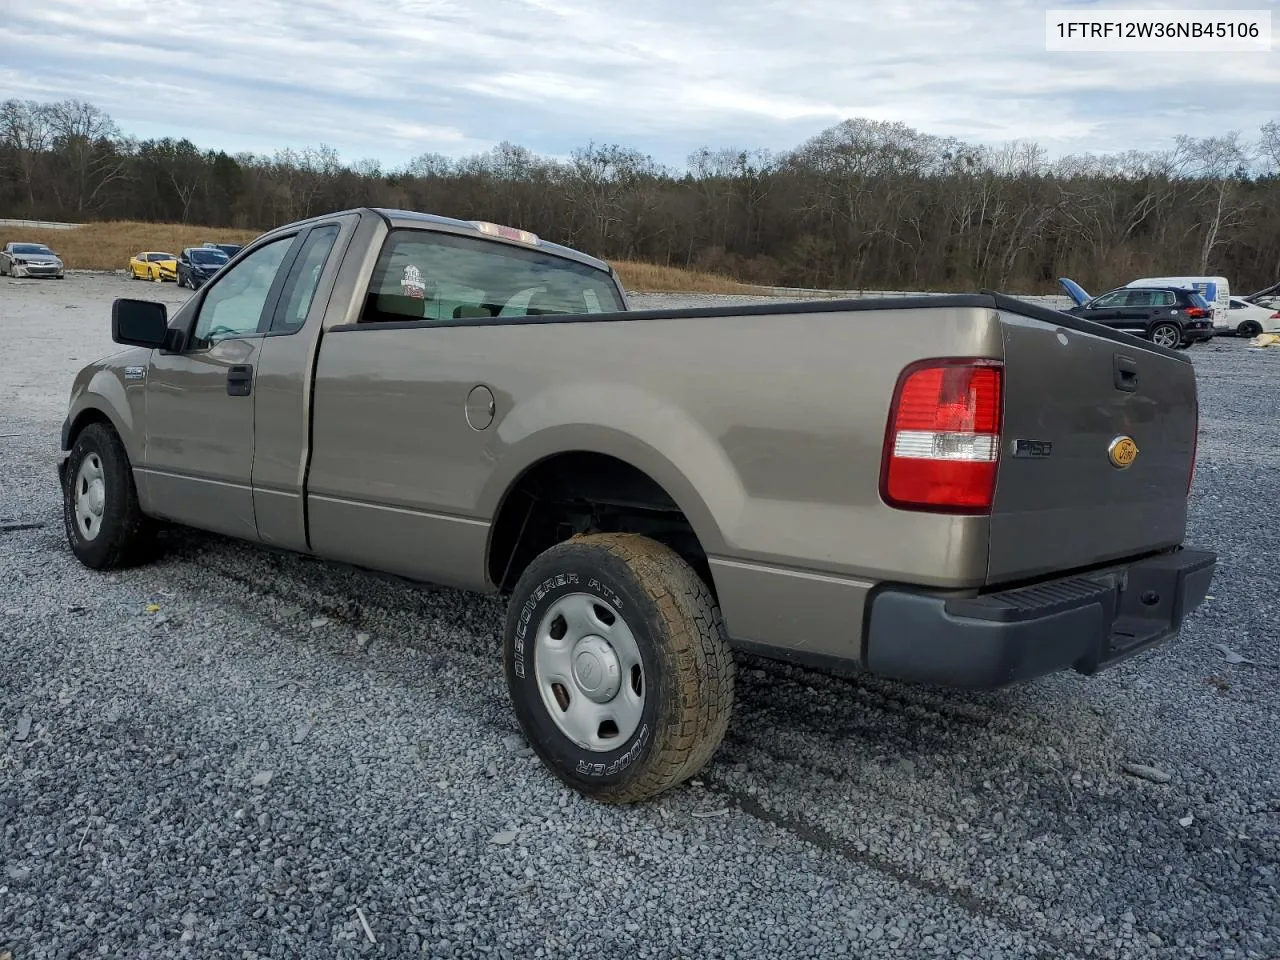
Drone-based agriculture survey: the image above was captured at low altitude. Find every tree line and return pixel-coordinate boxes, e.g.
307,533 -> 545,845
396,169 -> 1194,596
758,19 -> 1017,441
3,97 -> 1279,293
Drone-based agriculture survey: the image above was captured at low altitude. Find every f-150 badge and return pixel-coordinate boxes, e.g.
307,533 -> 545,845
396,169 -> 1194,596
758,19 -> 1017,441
124,366 -> 145,381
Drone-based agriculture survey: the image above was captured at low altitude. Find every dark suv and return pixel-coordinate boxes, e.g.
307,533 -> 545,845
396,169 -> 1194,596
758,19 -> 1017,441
1062,284 -> 1215,349
177,246 -> 230,289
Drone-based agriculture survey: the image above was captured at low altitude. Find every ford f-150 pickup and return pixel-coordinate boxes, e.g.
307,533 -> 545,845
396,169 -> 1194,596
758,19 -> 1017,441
57,207 -> 1217,802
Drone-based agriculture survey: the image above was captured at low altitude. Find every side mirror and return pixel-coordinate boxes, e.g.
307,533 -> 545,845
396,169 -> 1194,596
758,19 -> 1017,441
112,298 -> 170,348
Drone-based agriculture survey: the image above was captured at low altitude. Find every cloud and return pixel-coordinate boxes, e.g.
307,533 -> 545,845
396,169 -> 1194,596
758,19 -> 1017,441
0,0 -> 1276,169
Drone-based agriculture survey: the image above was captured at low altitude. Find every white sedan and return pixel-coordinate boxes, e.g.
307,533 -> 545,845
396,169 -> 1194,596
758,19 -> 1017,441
1225,296 -> 1280,337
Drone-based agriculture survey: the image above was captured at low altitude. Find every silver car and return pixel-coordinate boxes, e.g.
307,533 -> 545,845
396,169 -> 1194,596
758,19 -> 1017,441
1,241 -> 65,279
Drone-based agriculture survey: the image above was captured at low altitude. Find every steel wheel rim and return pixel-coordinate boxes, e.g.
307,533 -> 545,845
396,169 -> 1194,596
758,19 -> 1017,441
1153,326 -> 1178,348
533,591 -> 646,752
74,454 -> 106,541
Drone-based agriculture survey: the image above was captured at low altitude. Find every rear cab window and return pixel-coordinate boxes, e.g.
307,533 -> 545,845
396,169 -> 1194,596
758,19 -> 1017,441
358,228 -> 624,324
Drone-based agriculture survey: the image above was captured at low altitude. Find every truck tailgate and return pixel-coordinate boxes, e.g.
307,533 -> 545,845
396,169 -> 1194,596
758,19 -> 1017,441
987,305 -> 1198,585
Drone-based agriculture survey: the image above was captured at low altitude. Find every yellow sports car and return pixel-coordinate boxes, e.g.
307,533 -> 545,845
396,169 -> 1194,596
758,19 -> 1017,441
128,251 -> 178,282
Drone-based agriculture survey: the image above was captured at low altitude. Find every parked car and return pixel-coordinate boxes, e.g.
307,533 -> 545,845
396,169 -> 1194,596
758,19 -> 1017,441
1,241 -> 65,278
177,246 -> 230,289
128,251 -> 178,283
1058,278 -> 1215,349
1226,296 -> 1280,337
1126,275 -> 1230,329
202,242 -> 242,257
57,207 -> 1216,804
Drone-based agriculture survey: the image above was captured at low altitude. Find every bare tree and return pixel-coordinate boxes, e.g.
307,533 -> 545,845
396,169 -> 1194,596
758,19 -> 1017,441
4,97 -> 1280,295
0,99 -> 52,210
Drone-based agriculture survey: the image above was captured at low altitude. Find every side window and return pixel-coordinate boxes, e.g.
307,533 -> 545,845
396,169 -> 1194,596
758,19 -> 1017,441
269,225 -> 341,334
358,228 -> 625,324
1153,291 -> 1175,307
1092,291 -> 1125,308
191,237 -> 294,346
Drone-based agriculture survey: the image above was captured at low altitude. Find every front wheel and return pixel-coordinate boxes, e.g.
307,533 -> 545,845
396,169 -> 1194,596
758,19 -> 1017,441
62,423 -> 156,569
1150,322 -> 1180,349
1238,320 -> 1262,338
503,533 -> 734,803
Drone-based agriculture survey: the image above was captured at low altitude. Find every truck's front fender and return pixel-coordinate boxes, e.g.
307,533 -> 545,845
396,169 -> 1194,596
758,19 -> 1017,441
60,361 -> 145,467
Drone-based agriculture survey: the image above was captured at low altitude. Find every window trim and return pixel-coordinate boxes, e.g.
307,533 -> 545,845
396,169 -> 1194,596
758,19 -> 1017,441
266,223 -> 343,335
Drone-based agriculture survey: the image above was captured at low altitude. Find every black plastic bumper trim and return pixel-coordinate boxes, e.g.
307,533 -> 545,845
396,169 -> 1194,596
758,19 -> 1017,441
864,547 -> 1217,689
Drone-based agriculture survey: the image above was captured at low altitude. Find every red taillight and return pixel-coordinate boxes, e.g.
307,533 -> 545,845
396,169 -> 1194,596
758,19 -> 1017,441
1270,311 -> 1280,320
881,359 -> 1003,513
1186,307 -> 1208,319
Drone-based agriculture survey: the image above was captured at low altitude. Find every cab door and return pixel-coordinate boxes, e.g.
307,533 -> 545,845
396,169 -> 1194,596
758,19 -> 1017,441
138,232 -> 304,541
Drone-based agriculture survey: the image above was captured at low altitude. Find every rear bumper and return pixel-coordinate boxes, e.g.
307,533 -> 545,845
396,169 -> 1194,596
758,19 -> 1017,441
1184,327 -> 1215,343
864,547 -> 1217,689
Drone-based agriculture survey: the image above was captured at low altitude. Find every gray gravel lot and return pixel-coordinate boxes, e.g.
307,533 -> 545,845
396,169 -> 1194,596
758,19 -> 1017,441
2,273 -> 1278,959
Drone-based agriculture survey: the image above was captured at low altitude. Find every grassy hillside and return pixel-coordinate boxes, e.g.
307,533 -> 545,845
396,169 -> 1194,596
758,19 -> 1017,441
2,220 -> 772,294
2,221 -> 261,271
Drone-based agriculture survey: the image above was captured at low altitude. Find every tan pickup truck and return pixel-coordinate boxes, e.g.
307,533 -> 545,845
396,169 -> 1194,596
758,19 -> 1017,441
57,207 -> 1217,802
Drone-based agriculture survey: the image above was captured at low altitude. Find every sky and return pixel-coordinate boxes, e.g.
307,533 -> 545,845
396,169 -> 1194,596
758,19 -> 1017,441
1,0 -> 1278,171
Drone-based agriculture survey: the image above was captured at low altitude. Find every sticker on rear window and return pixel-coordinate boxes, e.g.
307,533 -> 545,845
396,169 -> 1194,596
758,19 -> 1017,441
401,264 -> 426,299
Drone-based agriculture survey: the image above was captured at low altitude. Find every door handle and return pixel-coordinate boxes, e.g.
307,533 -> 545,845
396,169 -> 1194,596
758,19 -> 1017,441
226,364 -> 253,397
1113,354 -> 1138,392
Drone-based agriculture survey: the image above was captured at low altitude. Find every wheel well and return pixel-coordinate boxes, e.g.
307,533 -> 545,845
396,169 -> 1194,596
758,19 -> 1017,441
487,452 -> 715,598
66,408 -> 114,448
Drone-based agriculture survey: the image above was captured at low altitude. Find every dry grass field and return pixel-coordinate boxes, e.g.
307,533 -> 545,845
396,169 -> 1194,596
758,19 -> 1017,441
2,221 -> 261,271
609,259 -> 772,294
1,220 -> 771,294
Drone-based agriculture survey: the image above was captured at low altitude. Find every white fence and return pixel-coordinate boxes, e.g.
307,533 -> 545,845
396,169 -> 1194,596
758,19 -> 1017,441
0,218 -> 84,230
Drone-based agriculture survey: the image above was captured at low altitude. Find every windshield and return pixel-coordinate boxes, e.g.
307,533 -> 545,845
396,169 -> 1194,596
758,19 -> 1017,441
13,244 -> 53,255
191,250 -> 228,265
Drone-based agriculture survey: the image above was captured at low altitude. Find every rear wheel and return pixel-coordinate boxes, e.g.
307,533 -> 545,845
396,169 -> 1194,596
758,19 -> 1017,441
1150,322 -> 1180,349
503,532 -> 734,803
62,423 -> 156,569
1238,320 -> 1262,338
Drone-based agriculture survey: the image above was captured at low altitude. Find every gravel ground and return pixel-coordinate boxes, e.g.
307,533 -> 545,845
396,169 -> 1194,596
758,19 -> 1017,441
2,273 -> 1278,959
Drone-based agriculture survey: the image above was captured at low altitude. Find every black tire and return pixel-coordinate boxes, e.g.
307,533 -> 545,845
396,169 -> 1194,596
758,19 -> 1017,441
503,532 -> 734,803
1149,322 -> 1180,349
1238,320 -> 1262,338
62,422 -> 156,569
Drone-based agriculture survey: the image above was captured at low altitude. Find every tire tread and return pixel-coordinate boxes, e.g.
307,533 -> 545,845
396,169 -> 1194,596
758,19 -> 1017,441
508,532 -> 734,803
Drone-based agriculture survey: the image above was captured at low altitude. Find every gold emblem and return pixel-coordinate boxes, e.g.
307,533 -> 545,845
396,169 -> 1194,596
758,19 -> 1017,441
1108,435 -> 1139,469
